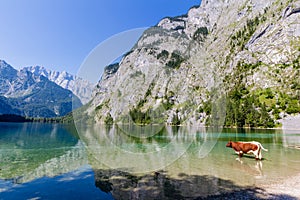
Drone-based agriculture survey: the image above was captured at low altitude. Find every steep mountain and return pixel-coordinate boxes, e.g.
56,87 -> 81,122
0,60 -> 82,118
0,60 -> 18,95
86,0 -> 300,127
23,66 -> 94,104
0,96 -> 21,115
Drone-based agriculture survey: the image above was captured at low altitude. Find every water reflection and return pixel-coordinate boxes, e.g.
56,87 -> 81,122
82,126 -> 299,198
0,165 -> 113,200
283,129 -> 300,149
234,157 -> 263,178
0,123 -> 299,199
0,123 -> 87,182
78,124 -> 221,173
0,122 -> 79,150
76,125 -> 300,196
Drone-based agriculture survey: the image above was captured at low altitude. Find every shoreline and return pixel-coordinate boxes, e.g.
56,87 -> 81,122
257,173 -> 300,199
1,113 -> 300,131
259,172 -> 300,198
203,173 -> 300,199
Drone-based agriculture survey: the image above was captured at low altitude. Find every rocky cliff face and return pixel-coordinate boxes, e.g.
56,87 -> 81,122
23,66 -> 94,104
89,0 -> 300,127
0,60 -> 82,117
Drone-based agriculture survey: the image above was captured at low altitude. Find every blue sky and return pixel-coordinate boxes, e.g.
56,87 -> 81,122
0,0 -> 200,78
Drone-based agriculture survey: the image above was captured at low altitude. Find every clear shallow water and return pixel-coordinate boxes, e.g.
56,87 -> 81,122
0,123 -> 299,199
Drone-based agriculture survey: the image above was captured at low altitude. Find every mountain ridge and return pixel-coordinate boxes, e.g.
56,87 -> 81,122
23,65 -> 94,104
0,60 -> 82,118
86,0 -> 300,128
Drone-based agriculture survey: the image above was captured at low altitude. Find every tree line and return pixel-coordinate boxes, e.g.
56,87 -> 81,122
0,114 -> 74,124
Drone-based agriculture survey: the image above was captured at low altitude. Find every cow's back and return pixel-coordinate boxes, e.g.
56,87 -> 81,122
240,142 -> 258,153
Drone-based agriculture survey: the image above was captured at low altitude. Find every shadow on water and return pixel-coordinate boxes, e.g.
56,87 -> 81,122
93,168 -> 297,200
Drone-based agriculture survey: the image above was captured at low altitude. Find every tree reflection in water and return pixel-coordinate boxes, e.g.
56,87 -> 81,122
77,125 -> 299,199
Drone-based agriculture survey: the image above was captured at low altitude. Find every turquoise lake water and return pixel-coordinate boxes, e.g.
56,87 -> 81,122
0,122 -> 299,199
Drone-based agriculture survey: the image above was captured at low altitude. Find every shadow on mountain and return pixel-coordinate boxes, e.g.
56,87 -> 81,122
93,169 -> 297,200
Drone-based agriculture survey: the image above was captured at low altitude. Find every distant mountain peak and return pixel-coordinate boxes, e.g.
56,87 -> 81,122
0,61 -> 82,117
23,65 -> 94,104
0,59 -> 8,65
0,60 -> 18,80
0,59 -> 14,69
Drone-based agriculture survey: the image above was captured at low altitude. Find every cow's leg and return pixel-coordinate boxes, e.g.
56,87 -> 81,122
251,145 -> 260,160
250,149 -> 258,160
258,149 -> 262,160
255,152 -> 259,160
239,151 -> 243,157
236,157 -> 243,163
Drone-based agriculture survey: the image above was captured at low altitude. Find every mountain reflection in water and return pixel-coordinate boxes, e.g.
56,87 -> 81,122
0,123 -> 299,199
82,124 -> 299,199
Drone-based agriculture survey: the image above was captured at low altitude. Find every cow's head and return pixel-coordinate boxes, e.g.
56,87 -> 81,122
226,141 -> 232,148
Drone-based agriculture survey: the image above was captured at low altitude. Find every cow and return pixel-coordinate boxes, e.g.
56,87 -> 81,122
226,141 -> 268,160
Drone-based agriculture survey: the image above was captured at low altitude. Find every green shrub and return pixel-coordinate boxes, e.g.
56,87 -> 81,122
171,112 -> 181,125
265,88 -> 274,99
162,98 -> 174,110
230,15 -> 267,50
95,104 -> 104,111
157,50 -> 169,60
166,52 -> 184,69
286,100 -> 300,114
193,27 -> 209,42
104,113 -> 114,124
129,108 -> 151,125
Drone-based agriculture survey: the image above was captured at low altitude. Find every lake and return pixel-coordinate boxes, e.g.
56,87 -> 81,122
0,122 -> 299,199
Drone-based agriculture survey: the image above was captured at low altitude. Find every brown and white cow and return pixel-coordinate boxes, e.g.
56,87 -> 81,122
226,141 -> 268,160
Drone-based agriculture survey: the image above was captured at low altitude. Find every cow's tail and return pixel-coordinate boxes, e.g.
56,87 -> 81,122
259,143 -> 268,151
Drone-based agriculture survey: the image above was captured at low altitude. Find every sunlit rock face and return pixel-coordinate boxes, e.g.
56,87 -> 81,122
89,0 -> 300,126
